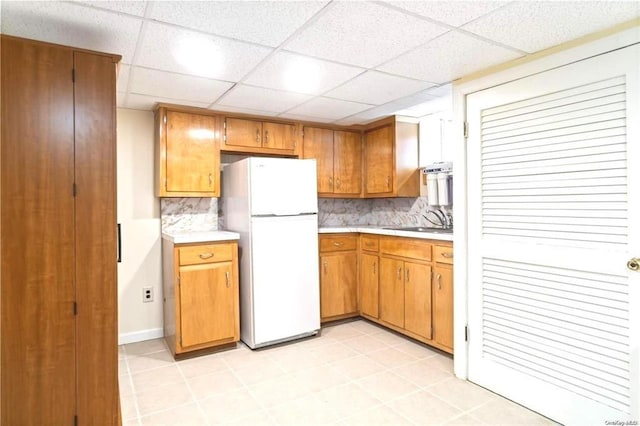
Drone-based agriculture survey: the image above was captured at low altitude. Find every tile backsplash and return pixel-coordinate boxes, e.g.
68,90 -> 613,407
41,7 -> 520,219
161,196 -> 451,233
320,197 -> 450,227
160,198 -> 218,233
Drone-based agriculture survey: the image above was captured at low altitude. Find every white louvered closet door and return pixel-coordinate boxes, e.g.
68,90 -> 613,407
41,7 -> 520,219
467,44 -> 639,426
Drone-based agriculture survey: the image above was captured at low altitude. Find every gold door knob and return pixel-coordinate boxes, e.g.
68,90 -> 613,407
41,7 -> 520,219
628,258 -> 640,271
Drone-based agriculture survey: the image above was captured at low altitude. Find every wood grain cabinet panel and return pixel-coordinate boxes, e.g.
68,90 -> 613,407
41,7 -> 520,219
379,257 -> 405,328
433,257 -> 454,351
163,240 -> 240,357
318,234 -> 359,322
359,253 -> 379,319
403,262 -> 432,339
303,127 -> 362,197
363,117 -> 419,198
224,117 -> 298,154
179,262 -> 236,348
156,108 -> 219,197
1,35 -> 120,425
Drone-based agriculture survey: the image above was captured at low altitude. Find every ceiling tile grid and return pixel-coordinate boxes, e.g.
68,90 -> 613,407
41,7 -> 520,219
2,0 -> 638,123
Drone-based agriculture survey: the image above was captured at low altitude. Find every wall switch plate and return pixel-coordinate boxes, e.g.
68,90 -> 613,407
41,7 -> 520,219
142,287 -> 153,303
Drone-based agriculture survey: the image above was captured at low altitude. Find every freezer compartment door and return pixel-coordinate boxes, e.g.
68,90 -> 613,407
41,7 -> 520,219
249,158 -> 318,216
250,215 -> 320,345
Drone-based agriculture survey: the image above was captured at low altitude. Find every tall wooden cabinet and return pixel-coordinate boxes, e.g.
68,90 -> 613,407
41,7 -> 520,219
1,35 -> 120,425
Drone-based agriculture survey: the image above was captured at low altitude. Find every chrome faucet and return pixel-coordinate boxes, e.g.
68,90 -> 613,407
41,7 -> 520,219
423,208 -> 452,229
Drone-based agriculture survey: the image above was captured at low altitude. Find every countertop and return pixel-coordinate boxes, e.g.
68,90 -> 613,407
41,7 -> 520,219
162,230 -> 240,244
318,226 -> 453,242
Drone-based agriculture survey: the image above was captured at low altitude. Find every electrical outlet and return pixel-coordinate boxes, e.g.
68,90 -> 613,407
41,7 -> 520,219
142,287 -> 153,303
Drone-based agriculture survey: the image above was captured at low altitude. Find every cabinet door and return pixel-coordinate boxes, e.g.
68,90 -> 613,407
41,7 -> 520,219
179,262 -> 236,347
404,262 -> 432,339
302,127 -> 334,193
320,253 -> 358,320
364,125 -> 393,195
263,122 -> 296,150
379,257 -> 404,328
433,263 -> 453,350
334,130 -> 362,195
1,37 -> 76,425
225,117 -> 262,148
166,111 -> 217,193
359,253 -> 379,318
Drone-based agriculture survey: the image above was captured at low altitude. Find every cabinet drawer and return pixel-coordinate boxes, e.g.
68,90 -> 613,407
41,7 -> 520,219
380,238 -> 431,261
178,244 -> 234,266
361,235 -> 379,252
320,235 -> 357,252
434,245 -> 453,264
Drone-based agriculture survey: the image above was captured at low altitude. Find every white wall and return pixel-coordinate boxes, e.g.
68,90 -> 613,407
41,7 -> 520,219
116,108 -> 163,344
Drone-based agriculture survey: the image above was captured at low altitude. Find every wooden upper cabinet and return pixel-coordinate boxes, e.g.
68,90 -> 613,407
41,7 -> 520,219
364,125 -> 394,195
225,117 -> 262,148
302,127 -> 334,193
157,108 -> 219,197
364,117 -> 419,198
334,131 -> 362,195
263,121 -> 296,150
303,127 -> 362,197
223,117 -> 298,154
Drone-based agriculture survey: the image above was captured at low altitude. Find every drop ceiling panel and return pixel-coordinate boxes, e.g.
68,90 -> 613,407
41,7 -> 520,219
129,67 -> 233,104
136,22 -> 272,81
379,31 -> 522,84
210,104 -> 277,117
284,1 -> 449,68
117,64 -> 131,93
216,85 -> 312,113
244,51 -> 365,95
125,93 -> 210,111
463,1 -> 640,53
384,1 -> 510,27
326,71 -> 435,105
0,1 -> 142,63
76,1 -> 147,17
149,1 -> 329,47
277,112 -> 335,124
285,97 -> 374,121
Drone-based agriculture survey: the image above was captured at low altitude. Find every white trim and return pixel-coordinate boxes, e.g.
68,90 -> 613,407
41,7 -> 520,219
452,24 -> 640,381
118,328 -> 164,345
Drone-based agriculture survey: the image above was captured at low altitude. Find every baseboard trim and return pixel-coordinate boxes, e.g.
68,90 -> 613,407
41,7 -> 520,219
118,328 -> 164,345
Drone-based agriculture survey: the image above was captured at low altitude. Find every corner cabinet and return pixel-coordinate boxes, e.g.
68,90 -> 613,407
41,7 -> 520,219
163,239 -> 240,357
363,117 -> 420,198
318,234 -> 359,322
155,107 -> 219,197
303,127 -> 362,197
222,116 -> 300,156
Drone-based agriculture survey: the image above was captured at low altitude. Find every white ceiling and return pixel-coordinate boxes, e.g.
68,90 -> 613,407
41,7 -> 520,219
2,1 -> 638,125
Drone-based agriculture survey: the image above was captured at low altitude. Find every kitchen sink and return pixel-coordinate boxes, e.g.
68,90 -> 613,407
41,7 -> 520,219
384,226 -> 453,234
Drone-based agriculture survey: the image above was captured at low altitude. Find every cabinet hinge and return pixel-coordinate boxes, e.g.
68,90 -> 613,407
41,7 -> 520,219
223,134 -> 227,142
177,276 -> 181,285
223,120 -> 227,129
463,121 -> 468,139
301,130 -> 304,137
163,115 -> 167,124
72,69 -> 75,82
72,183 -> 77,197
73,302 -> 77,316
465,325 -> 469,342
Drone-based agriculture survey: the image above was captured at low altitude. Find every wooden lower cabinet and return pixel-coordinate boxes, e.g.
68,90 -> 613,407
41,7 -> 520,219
319,234 -> 358,322
433,245 -> 454,352
163,239 -> 240,357
357,234 -> 453,354
359,252 -> 379,318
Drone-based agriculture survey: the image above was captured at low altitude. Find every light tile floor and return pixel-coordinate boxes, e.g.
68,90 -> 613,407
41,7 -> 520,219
119,319 -> 557,426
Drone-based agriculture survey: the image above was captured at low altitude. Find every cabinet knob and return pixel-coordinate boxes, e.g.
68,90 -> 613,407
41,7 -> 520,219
397,267 -> 402,280
333,242 -> 344,246
406,268 -> 410,282
208,173 -> 213,187
373,262 -> 376,275
628,257 -> 640,271
336,178 -> 341,189
256,128 -> 261,143
386,176 -> 391,189
199,253 -> 214,259
441,252 -> 453,259
264,130 -> 269,144
436,273 -> 442,289
323,261 -> 328,274
225,271 -> 230,288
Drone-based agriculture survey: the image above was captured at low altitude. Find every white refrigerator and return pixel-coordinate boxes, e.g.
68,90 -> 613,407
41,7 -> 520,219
222,157 -> 320,349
